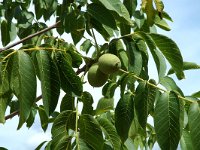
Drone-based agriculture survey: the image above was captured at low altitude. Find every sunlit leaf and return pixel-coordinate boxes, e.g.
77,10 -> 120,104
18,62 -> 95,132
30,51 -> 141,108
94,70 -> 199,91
168,61 -> 200,75
96,97 -> 114,115
150,33 -> 184,79
188,102 -> 200,150
10,51 -> 37,129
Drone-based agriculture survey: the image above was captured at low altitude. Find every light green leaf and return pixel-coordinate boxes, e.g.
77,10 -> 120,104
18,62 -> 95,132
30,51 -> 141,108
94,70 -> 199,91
154,0 -> 164,12
168,61 -> 200,75
154,91 -> 180,150
154,15 -> 171,31
36,50 -> 60,116
115,92 -> 134,143
97,117 -> 121,150
191,91 -> 200,98
87,3 -> 117,29
98,0 -> 132,25
79,114 -> 104,150
136,32 -> 166,80
10,51 -> 36,129
150,33 -> 184,79
180,129 -> 194,150
188,102 -> 200,150
160,76 -> 184,96
80,39 -> 93,54
77,138 -> 91,150
96,97 -> 114,115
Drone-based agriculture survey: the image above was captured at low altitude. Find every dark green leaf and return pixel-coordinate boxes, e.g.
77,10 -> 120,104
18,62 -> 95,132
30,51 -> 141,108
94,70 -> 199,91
1,20 -> 10,46
10,51 -> 36,129
54,136 -> 72,150
38,106 -> 49,131
96,97 -> 114,115
115,92 -> 134,143
102,82 -> 118,98
55,52 -> 83,96
87,3 -> 117,29
35,141 -> 47,150
168,61 -> 200,75
150,33 -> 184,79
26,107 -> 37,128
136,32 -> 166,80
36,50 -> 60,116
79,91 -> 94,115
188,102 -> 200,150
79,114 -> 104,150
60,92 -> 75,112
97,117 -> 121,149
123,0 -> 137,17
0,62 -> 13,123
123,38 -> 142,75
154,91 -> 180,150
51,110 -> 76,148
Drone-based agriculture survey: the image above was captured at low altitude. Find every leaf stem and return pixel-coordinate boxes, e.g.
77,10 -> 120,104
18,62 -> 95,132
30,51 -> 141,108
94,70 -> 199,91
119,69 -> 195,103
75,98 -> 80,150
91,28 -> 100,57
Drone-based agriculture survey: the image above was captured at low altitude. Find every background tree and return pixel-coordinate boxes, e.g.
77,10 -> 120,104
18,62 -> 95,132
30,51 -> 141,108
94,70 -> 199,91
0,0 -> 200,149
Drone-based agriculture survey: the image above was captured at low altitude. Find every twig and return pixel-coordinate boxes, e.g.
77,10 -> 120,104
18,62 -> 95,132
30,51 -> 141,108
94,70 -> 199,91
119,69 -> 195,103
5,95 -> 43,120
0,21 -> 61,52
91,28 -> 100,56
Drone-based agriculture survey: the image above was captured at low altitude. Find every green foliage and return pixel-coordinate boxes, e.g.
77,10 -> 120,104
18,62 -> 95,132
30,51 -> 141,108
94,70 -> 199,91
0,0 -> 200,149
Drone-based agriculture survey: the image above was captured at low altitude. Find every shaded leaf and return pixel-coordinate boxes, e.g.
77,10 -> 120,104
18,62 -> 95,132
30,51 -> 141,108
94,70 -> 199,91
80,39 -> 93,54
79,114 -> 104,150
87,3 -> 117,29
154,91 -> 180,150
1,20 -> 10,46
115,92 -> 134,143
54,136 -> 72,150
79,91 -> 94,115
123,0 -> 137,17
55,52 -> 83,96
38,106 -> 49,132
60,92 -> 75,112
51,110 -> 76,148
136,32 -> 166,80
36,50 -> 60,116
191,91 -> 200,98
97,117 -> 121,150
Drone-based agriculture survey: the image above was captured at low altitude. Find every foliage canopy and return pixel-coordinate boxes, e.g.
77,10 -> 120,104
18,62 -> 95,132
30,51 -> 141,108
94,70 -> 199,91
0,0 -> 200,149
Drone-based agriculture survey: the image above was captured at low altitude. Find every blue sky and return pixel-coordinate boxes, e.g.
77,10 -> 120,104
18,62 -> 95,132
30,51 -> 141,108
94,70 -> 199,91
0,1 -> 200,149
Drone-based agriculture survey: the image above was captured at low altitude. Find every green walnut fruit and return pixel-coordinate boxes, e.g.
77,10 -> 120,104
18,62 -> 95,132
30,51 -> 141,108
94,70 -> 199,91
98,53 -> 121,74
87,63 -> 109,87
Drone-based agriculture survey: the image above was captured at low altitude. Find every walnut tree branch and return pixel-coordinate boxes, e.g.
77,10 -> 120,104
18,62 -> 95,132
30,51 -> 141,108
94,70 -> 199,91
0,21 -> 61,52
5,95 -> 43,120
